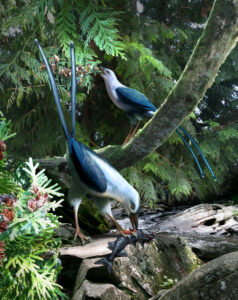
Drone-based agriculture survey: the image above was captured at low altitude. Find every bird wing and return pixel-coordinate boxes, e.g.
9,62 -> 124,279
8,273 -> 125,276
116,87 -> 156,112
69,138 -> 107,193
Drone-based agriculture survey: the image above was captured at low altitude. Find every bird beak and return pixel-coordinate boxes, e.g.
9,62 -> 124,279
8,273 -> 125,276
98,66 -> 105,74
129,212 -> 138,230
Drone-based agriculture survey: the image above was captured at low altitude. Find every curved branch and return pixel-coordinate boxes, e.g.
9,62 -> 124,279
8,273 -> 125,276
96,0 -> 238,170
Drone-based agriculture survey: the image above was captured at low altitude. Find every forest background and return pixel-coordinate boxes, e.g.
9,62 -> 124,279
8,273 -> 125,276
0,0 -> 238,208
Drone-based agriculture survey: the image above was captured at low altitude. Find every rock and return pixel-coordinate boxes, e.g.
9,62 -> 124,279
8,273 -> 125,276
152,251 -> 238,300
179,233 -> 238,261
60,235 -> 117,259
109,234 -> 201,300
115,205 -> 172,232
157,204 -> 238,236
149,290 -> 167,300
77,201 -> 111,235
71,234 -> 202,299
55,223 -> 75,243
73,258 -> 113,294
72,280 -> 130,300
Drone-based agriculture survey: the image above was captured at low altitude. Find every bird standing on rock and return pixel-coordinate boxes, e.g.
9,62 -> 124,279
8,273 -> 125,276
35,40 -> 140,244
100,67 -> 216,181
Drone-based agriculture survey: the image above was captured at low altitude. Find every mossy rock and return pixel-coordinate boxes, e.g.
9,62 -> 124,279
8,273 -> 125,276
96,233 -> 202,299
78,200 -> 110,235
156,251 -> 238,300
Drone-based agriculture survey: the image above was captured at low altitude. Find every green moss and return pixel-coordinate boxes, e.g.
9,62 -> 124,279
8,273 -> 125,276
144,236 -> 202,293
78,200 -> 110,234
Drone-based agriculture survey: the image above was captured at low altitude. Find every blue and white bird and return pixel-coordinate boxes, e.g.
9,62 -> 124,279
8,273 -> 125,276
100,68 -> 216,181
35,40 -> 140,244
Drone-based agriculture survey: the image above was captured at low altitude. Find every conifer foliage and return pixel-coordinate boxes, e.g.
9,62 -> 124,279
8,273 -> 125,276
0,119 -> 66,299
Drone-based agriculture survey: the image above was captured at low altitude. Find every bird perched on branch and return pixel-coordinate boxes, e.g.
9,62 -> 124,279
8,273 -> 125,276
35,40 -> 140,244
100,68 -> 216,181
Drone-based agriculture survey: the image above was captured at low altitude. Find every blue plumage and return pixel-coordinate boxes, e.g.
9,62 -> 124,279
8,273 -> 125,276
101,67 -> 216,181
69,138 -> 107,193
116,87 -> 157,113
36,40 -> 140,243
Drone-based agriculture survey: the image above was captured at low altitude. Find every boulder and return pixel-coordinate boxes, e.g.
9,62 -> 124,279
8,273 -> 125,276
72,280 -> 131,300
157,204 -> 238,236
60,236 -> 116,259
152,251 -> 238,300
179,233 -> 238,261
71,234 -> 202,299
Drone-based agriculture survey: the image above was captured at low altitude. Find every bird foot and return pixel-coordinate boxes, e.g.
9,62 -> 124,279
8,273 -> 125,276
123,228 -> 137,236
130,229 -> 137,237
74,229 -> 91,246
116,228 -> 127,237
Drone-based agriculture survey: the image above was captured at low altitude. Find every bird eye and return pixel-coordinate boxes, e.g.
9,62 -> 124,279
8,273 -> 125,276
131,203 -> 135,210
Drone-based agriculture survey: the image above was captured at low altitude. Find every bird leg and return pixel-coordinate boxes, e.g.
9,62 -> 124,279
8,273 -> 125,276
122,127 -> 133,146
105,214 -> 127,237
122,122 -> 141,146
130,121 -> 141,139
74,206 -> 90,245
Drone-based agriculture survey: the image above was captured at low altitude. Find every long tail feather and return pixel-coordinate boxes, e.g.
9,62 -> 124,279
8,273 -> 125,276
70,41 -> 76,138
35,39 -> 69,140
175,129 -> 205,178
177,126 -> 216,181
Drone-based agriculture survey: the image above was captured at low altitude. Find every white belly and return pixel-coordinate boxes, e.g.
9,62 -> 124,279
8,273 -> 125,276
105,83 -> 132,112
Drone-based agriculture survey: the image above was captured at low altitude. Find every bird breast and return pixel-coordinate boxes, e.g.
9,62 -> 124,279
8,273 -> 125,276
105,82 -> 131,112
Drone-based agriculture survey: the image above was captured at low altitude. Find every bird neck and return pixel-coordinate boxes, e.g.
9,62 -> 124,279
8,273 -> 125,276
104,76 -> 123,92
104,77 -> 124,104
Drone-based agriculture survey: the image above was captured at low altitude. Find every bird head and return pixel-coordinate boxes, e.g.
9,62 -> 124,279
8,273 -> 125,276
99,67 -> 118,81
123,190 -> 140,230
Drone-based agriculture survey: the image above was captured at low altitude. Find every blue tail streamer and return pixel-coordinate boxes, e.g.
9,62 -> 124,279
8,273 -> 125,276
175,129 -> 205,178
70,41 -> 76,138
35,39 -> 69,141
177,126 -> 216,181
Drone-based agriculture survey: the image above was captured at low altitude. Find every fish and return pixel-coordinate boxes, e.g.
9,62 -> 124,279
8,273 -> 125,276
95,229 -> 154,273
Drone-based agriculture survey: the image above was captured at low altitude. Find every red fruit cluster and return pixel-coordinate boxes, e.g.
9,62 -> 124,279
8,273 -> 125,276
59,64 -> 93,80
40,54 -> 59,73
0,195 -> 16,232
40,55 -> 98,86
28,185 -> 49,212
0,194 -> 17,266
0,140 -> 6,160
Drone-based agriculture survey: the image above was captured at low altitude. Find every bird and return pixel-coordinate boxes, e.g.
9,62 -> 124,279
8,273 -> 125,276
100,67 -> 216,181
35,40 -> 140,244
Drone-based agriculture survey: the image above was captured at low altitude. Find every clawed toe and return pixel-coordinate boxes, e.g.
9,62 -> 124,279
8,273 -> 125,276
74,230 -> 91,245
